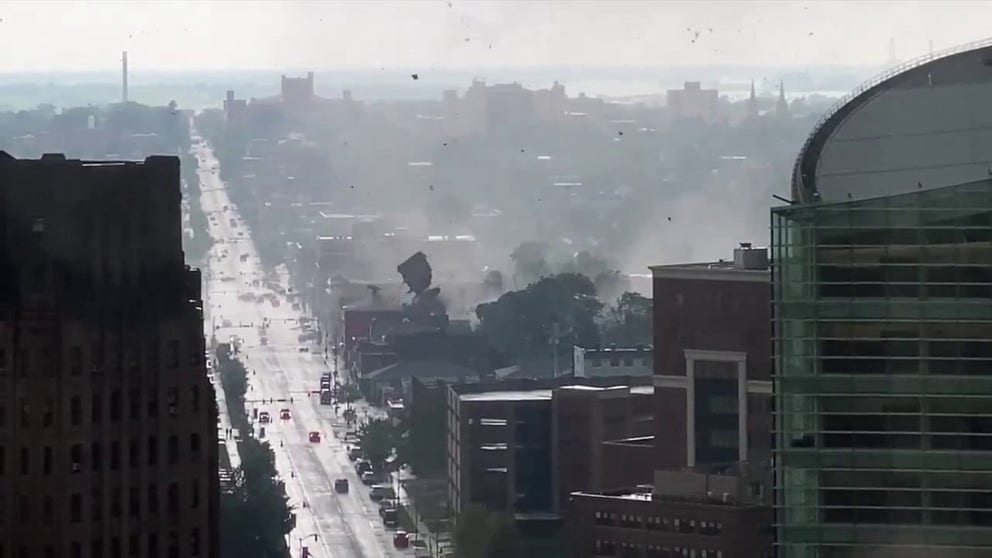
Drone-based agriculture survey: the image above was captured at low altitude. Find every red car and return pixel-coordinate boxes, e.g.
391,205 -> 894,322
393,532 -> 409,549
308,431 -> 321,443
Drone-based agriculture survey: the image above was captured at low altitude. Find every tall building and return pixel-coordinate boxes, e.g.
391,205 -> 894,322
775,40 -> 992,558
0,153 -> 218,558
665,81 -> 720,123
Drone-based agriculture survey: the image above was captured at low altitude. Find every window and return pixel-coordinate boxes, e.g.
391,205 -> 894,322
147,389 -> 158,419
43,447 -> 52,475
0,446 -> 4,476
167,340 -> 179,369
0,403 -> 5,427
167,483 -> 179,515
70,346 -> 82,376
190,433 -> 201,457
190,529 -> 200,556
71,444 -> 82,473
148,533 -> 159,558
110,440 -> 120,470
110,390 -> 121,422
18,494 -> 29,524
111,488 -> 121,518
0,348 -> 6,375
129,389 -> 139,421
70,396 -> 81,425
128,535 -> 139,558
167,531 -> 179,558
91,487 -> 103,520
129,438 -> 139,470
42,495 -> 53,524
168,436 -> 178,465
92,394 -> 103,424
111,537 -> 121,558
167,388 -> 178,417
147,485 -> 158,516
70,493 -> 82,523
188,336 -> 201,365
41,398 -> 53,427
148,339 -> 160,370
190,481 -> 199,509
19,447 -> 28,475
92,442 -> 103,471
190,385 -> 200,413
147,437 -> 158,466
91,538 -> 103,558
91,342 -> 103,372
128,488 -> 139,518
18,349 -> 28,378
19,399 -> 28,428
71,542 -> 82,558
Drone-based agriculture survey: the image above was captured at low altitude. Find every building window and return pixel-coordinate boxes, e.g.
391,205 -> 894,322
147,485 -> 158,516
71,542 -> 82,558
70,493 -> 82,524
111,537 -> 121,558
18,349 -> 28,378
0,446 -> 4,476
43,446 -> 52,475
167,388 -> 178,417
92,394 -> 103,424
110,390 -> 122,422
90,342 -> 103,372
42,398 -> 53,427
710,430 -> 738,449
70,396 -> 81,426
148,533 -> 159,558
190,433 -> 201,457
19,447 -> 28,475
0,348 -> 6,375
129,438 -> 139,470
147,389 -> 158,419
148,339 -> 160,371
167,340 -> 179,369
129,389 -> 139,421
91,487 -> 103,520
128,488 -> 139,518
91,538 -> 103,558
92,442 -> 103,471
110,440 -> 121,470
167,483 -> 179,515
190,481 -> 199,509
128,535 -> 139,557
70,346 -> 82,376
19,399 -> 29,428
0,403 -> 5,427
18,494 -> 29,524
42,495 -> 53,524
190,385 -> 200,413
111,488 -> 122,518
71,444 -> 82,473
147,437 -> 158,466
167,531 -> 179,558
190,529 -> 200,556
168,436 -> 178,465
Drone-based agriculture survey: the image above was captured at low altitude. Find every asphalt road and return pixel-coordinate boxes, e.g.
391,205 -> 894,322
194,132 -> 405,558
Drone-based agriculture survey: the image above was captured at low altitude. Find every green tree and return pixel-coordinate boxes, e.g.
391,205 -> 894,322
476,273 -> 603,360
454,505 -> 520,558
600,292 -> 653,346
358,418 -> 403,469
220,438 -> 293,558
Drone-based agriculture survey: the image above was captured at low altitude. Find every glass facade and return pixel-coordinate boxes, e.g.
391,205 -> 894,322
772,179 -> 992,558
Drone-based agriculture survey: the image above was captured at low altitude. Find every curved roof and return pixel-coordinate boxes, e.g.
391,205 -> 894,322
793,38 -> 992,203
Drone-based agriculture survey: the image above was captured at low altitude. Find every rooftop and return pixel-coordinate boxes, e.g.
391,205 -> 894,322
459,384 -> 652,402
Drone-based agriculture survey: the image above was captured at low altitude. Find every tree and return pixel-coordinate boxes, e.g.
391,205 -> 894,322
358,418 -> 403,469
600,292 -> 653,346
476,273 -> 603,360
454,505 -> 520,558
221,438 -> 293,558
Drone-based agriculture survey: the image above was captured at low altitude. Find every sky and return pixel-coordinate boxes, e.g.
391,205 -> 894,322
0,1 -> 991,72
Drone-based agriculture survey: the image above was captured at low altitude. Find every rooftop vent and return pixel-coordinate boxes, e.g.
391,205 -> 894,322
733,243 -> 768,270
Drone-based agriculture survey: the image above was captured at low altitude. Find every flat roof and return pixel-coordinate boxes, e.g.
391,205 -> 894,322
460,384 -> 652,402
650,261 -> 769,282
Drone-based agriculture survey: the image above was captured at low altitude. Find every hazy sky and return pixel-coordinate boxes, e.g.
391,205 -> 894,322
1,1 -> 990,72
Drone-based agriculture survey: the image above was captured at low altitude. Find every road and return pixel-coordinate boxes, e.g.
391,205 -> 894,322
194,132 -> 404,558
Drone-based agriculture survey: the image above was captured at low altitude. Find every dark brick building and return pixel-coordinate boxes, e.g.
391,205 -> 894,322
0,153 -> 217,558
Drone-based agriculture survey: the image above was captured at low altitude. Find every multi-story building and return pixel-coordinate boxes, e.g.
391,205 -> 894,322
774,39 -> 992,558
665,81 -> 720,123
0,152 -> 217,558
651,244 -> 773,470
573,345 -> 653,379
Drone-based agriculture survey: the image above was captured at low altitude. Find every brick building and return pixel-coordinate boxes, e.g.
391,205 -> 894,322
0,153 -> 217,558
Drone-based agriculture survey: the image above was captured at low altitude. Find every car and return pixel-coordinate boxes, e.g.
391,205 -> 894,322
298,346 -> 309,352
382,507 -> 399,528
348,446 -> 363,460
334,478 -> 349,493
355,459 -> 372,473
393,531 -> 409,549
308,431 -> 321,443
258,411 -> 270,424
378,498 -> 398,515
280,409 -> 291,420
361,471 -> 376,485
369,485 -> 396,502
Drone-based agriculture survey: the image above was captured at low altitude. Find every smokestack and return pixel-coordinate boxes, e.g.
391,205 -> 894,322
122,51 -> 128,104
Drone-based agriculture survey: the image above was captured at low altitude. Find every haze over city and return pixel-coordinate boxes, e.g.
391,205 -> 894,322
3,3 -> 992,558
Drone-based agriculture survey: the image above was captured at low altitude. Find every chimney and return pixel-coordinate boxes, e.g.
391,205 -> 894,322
122,51 -> 128,104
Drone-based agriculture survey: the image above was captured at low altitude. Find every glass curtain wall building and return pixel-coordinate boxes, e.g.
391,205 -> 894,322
773,179 -> 992,558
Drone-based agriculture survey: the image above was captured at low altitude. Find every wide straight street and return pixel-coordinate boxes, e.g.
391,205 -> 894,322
194,132 -> 405,558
